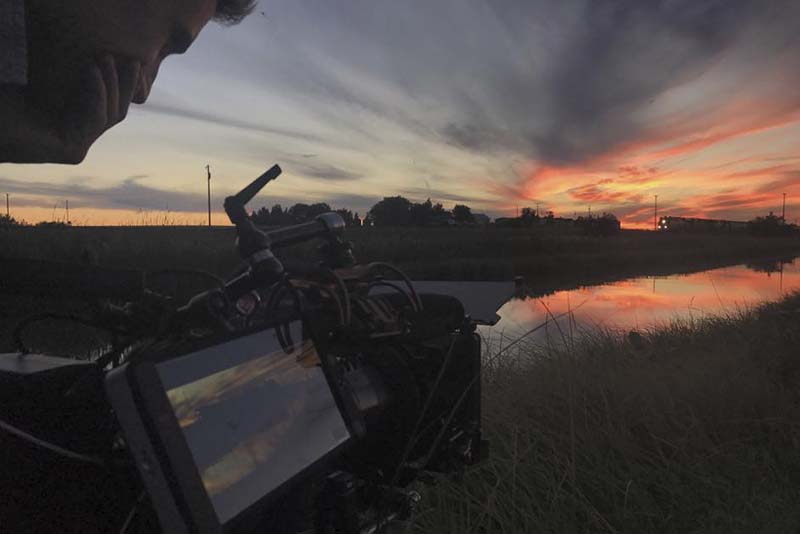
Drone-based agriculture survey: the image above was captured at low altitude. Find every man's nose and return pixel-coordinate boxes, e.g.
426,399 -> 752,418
132,60 -> 161,105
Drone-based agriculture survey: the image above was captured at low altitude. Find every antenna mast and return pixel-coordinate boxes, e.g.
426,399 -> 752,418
206,164 -> 212,227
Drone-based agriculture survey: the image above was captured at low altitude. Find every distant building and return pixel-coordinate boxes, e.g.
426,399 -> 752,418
658,216 -> 748,234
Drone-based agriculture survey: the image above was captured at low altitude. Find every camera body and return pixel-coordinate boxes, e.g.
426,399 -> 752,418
0,165 -> 486,533
111,265 -> 484,533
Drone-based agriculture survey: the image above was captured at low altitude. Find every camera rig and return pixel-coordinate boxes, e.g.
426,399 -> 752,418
0,165 -> 487,534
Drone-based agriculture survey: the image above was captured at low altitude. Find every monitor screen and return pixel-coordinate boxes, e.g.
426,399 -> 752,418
155,323 -> 350,525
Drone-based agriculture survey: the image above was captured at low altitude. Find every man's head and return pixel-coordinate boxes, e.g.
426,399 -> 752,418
20,0 -> 256,163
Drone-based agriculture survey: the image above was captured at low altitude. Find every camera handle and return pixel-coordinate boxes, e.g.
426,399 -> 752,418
224,164 -> 284,282
177,165 -> 354,326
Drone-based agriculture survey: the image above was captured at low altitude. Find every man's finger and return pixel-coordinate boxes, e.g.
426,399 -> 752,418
99,55 -> 119,126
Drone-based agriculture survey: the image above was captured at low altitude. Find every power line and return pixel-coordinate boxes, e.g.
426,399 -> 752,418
206,164 -> 212,227
654,194 -> 658,231
782,192 -> 786,223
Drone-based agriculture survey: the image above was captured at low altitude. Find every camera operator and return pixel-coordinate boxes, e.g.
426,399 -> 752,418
0,0 -> 255,164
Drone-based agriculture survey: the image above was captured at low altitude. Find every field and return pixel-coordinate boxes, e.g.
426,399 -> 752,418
2,225 -> 800,291
417,293 -> 800,534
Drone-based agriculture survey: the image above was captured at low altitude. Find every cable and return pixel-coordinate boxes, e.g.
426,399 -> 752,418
388,336 -> 457,487
367,281 -> 419,313
365,262 -> 423,312
373,338 -> 458,531
268,280 -> 307,353
411,305 -> 588,472
119,491 -> 147,534
317,286 -> 345,327
0,417 -> 106,467
324,268 -> 352,326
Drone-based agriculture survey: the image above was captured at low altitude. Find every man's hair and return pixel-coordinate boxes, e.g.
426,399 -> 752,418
214,0 -> 257,25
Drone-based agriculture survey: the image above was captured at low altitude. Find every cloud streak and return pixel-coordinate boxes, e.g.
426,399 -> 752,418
0,175 -> 379,215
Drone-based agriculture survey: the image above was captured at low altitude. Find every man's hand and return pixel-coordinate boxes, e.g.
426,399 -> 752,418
0,54 -> 141,164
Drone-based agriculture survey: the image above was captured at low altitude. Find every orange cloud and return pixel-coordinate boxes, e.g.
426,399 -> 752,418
507,103 -> 800,228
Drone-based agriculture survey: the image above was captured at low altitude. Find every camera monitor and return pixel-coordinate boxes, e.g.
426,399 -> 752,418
106,322 -> 352,534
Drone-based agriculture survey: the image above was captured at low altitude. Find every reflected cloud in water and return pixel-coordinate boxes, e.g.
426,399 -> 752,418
485,258 -> 800,347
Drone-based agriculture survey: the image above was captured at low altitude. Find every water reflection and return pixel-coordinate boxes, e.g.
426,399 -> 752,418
486,258 -> 800,347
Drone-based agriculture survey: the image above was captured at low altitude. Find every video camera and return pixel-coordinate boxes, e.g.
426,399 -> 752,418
0,165 -> 486,534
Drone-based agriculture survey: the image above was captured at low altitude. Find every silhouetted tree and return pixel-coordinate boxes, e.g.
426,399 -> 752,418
452,204 -> 474,224
520,207 -> 540,226
307,202 -> 332,220
251,206 -> 272,226
286,203 -> 310,223
367,196 -> 413,226
410,198 -> 434,226
748,212 -> 798,237
270,204 -> 286,225
335,208 -> 357,226
575,213 -> 620,236
0,214 -> 23,228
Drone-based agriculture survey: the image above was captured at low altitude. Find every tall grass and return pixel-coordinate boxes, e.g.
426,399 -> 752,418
415,293 -> 800,534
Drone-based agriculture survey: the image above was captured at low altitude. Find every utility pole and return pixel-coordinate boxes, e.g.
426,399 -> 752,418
206,164 -> 212,227
536,202 -> 540,217
654,194 -> 658,231
5,193 -> 8,218
65,200 -> 70,224
782,192 -> 786,223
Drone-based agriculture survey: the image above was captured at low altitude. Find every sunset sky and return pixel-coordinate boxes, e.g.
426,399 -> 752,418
2,0 -> 800,228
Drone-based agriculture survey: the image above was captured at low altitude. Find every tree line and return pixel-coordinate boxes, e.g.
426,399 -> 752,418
748,212 -> 800,237
364,197 -> 475,226
250,196 -> 477,227
250,203 -> 361,227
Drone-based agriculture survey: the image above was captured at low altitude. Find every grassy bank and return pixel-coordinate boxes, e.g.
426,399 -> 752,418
2,226 -> 800,287
415,293 -> 800,533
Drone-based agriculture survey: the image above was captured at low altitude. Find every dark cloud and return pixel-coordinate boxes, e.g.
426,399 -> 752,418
138,102 -> 325,144
754,171 -> 800,194
528,0 -> 759,164
440,123 -> 513,153
567,183 -> 644,205
0,175 -> 217,212
247,0 -> 799,166
398,187 -> 486,205
4,196 -> 60,209
294,164 -> 362,181
0,176 -> 379,215
700,192 -> 776,210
